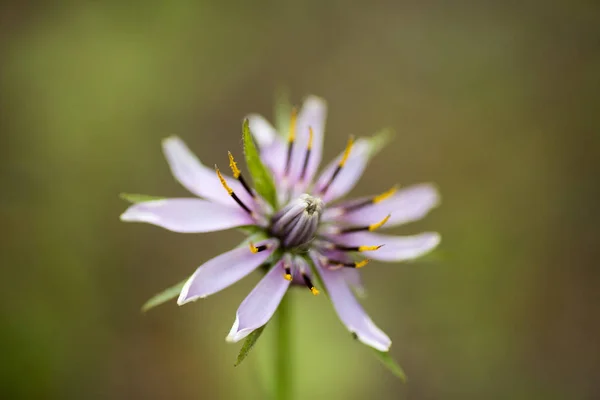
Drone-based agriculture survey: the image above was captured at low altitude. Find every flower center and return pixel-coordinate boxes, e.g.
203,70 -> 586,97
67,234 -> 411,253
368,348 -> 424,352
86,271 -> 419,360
270,194 -> 323,249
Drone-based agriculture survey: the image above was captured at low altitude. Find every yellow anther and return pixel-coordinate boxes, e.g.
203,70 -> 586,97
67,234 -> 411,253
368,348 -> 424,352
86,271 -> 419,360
358,245 -> 383,252
368,214 -> 391,231
310,287 -> 320,296
288,108 -> 297,142
227,151 -> 241,178
284,273 -> 292,281
355,259 -> 371,268
215,166 -> 233,195
373,185 -> 398,204
249,242 -> 259,254
307,126 -> 314,150
339,136 -> 354,167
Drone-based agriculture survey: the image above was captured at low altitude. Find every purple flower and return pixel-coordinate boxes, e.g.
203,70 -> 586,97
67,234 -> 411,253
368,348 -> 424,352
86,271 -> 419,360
121,96 -> 440,352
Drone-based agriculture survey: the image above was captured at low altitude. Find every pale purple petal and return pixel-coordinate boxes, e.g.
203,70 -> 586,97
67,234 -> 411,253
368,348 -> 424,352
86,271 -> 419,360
178,239 -> 279,304
311,251 -> 391,351
284,111 -> 309,186
162,136 -> 254,207
314,138 -> 371,203
226,259 -> 291,342
315,248 -> 365,296
262,139 -> 287,182
120,199 -> 254,233
247,114 -> 278,148
289,96 -> 327,188
324,184 -> 440,227
331,231 -> 441,262
289,255 -> 314,285
341,268 -> 366,297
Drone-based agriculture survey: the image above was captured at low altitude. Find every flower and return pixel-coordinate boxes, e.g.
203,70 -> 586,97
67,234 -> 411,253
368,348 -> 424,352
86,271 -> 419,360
120,96 -> 440,352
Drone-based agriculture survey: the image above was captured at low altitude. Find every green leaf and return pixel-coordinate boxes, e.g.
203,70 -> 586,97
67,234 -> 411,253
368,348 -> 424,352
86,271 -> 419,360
120,193 -> 165,204
370,347 -> 407,382
365,128 -> 394,158
141,279 -> 187,312
242,119 -> 278,207
234,325 -> 267,367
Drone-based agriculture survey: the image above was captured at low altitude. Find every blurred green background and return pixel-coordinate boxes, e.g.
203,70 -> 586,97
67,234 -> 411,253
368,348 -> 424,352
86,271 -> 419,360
2,1 -> 599,399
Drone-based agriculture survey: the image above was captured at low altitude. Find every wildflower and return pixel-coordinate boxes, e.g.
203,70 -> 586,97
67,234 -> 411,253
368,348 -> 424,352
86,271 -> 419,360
120,96 -> 440,352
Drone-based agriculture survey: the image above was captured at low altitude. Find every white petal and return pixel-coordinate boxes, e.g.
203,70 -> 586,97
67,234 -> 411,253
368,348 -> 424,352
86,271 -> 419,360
247,114 -> 278,147
288,96 -> 327,187
314,139 -> 371,203
332,232 -> 441,262
120,198 -> 254,233
311,251 -> 391,351
162,136 -> 254,207
226,259 -> 291,342
324,183 -> 440,227
177,239 -> 279,304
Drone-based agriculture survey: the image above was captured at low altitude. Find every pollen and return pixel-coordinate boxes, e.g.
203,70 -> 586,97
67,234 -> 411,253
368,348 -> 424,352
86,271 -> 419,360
249,242 -> 259,253
288,107 -> 297,142
310,287 -> 320,296
368,214 -> 391,231
307,126 -> 314,150
355,259 -> 371,268
215,166 -> 233,195
339,136 -> 354,167
284,273 -> 293,281
227,151 -> 241,178
373,185 -> 398,204
358,245 -> 383,252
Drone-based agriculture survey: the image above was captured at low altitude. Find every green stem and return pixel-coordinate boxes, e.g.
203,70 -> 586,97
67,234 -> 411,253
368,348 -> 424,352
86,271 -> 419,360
275,292 -> 291,400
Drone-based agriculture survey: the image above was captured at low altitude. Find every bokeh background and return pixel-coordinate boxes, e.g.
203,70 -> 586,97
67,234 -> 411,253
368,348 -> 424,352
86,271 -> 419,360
2,1 -> 599,399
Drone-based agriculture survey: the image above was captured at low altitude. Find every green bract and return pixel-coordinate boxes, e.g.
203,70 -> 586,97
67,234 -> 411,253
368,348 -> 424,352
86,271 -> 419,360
235,325 -> 266,367
120,193 -> 165,203
243,119 -> 278,207
371,347 -> 407,383
141,279 -> 187,312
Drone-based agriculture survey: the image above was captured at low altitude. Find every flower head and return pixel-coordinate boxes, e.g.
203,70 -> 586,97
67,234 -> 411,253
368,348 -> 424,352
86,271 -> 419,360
121,95 -> 440,352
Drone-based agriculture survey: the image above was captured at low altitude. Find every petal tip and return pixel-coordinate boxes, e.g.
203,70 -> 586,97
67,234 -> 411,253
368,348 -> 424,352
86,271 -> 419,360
162,135 -> 181,145
225,331 -> 244,343
429,232 -> 442,247
405,232 -> 441,260
177,290 -> 205,305
304,94 -> 327,107
177,278 -> 194,305
176,292 -> 189,306
245,112 -> 259,118
352,329 -> 391,352
119,210 -> 160,224
365,336 -> 392,352
226,319 -> 250,343
424,183 -> 442,208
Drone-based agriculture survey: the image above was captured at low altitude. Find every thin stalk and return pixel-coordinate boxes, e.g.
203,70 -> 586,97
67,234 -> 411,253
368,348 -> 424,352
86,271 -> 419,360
274,292 -> 291,400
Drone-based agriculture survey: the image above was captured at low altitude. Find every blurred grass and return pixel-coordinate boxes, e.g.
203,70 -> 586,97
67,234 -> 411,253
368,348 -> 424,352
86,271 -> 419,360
1,1 -> 599,399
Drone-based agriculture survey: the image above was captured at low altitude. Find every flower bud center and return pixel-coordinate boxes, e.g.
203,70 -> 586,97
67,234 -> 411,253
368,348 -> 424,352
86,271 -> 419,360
271,194 -> 323,248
